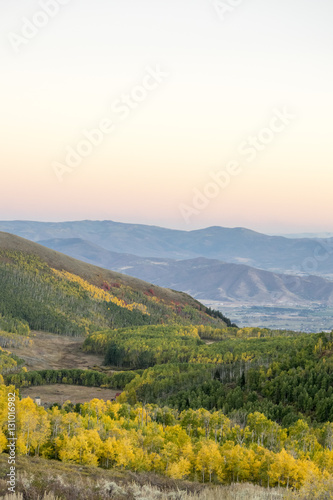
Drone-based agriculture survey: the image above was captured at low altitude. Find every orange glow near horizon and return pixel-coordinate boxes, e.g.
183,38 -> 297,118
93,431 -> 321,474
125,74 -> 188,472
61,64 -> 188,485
1,0 -> 333,234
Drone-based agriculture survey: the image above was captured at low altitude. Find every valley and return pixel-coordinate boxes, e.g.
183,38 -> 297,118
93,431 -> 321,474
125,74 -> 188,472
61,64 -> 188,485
203,303 -> 333,333
1,229 -> 333,498
1,222 -> 332,331
3,1 -> 331,496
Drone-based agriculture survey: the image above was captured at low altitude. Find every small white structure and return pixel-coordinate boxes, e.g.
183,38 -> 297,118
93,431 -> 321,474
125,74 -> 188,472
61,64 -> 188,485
34,397 -> 41,406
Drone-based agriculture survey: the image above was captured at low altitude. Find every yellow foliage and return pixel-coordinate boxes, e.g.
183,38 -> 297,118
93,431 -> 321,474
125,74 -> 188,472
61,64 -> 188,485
0,383 -> 332,491
196,440 -> 223,482
51,269 -> 149,315
0,429 -> 7,452
168,457 -> 191,479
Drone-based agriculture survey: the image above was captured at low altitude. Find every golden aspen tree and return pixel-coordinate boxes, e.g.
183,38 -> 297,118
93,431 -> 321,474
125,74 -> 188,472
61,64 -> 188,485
57,429 -> 102,466
223,444 -> 251,483
296,458 -> 321,490
268,449 -> 299,489
168,457 -> 191,479
162,441 -> 178,472
149,452 -> 165,474
49,406 -> 63,442
131,448 -> 152,472
254,446 -> 275,487
288,419 -> 319,455
181,441 -> 194,462
34,409 -> 51,456
16,397 -> 50,455
196,441 -> 223,482
56,435 -> 80,464
82,398 -> 107,421
230,424 -> 250,446
246,448 -> 262,483
113,437 -> 135,469
247,412 -> 271,446
165,424 -> 191,450
314,448 -> 333,474
100,437 -> 116,468
0,430 -> 7,453
61,412 -> 81,438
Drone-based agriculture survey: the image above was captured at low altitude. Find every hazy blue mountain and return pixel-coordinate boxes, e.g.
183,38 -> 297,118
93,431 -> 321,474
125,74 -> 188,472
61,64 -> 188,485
1,220 -> 333,275
280,232 -> 333,239
37,237 -> 333,306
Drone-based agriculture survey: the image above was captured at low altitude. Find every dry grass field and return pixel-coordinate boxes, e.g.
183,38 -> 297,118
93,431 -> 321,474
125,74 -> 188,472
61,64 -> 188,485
0,455 -> 287,500
20,384 -> 121,405
9,331 -> 104,371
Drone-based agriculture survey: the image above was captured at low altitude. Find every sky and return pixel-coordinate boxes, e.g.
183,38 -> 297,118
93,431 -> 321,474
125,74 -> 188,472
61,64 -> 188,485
1,0 -> 333,234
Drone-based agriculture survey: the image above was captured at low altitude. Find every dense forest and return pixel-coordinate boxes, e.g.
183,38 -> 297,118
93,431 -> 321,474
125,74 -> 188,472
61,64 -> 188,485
0,250 -> 223,336
3,313 -> 333,494
81,326 -> 333,424
1,246 -> 333,496
0,313 -> 28,375
1,384 -> 333,493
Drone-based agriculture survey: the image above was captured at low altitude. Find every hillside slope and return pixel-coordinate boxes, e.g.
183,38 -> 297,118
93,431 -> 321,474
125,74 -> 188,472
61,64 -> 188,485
38,237 -> 333,306
0,232 -> 226,335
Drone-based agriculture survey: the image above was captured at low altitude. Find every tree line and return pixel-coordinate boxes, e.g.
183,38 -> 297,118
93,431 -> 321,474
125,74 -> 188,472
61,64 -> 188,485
2,385 -> 333,491
0,250 -> 226,336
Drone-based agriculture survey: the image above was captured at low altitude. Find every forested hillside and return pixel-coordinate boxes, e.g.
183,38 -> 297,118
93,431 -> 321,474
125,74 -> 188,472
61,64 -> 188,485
0,383 -> 331,490
3,325 -> 333,494
0,233 -> 225,335
0,313 -> 28,376
35,238 -> 333,307
83,326 -> 333,424
1,236 -> 333,498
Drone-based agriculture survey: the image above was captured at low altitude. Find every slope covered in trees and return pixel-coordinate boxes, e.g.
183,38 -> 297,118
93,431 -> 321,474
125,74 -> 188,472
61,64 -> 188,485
1,236 -> 333,496
0,233 -> 227,336
81,327 -> 333,427
0,313 -> 28,376
1,386 -> 333,493
84,325 -> 204,369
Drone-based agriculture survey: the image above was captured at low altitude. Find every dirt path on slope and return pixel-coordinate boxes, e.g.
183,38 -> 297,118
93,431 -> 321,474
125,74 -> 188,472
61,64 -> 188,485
10,331 -> 104,371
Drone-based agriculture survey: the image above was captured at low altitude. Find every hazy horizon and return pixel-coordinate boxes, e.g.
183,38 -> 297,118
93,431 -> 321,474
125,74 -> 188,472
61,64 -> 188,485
1,0 -> 333,233
1,217 -> 333,237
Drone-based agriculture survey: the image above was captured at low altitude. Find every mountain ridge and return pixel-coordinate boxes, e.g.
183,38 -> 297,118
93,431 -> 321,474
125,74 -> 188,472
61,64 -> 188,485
37,236 -> 333,307
1,220 -> 333,274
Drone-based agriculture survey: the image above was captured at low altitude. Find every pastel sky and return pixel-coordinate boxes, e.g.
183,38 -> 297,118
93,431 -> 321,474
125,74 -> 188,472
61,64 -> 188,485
1,0 -> 333,233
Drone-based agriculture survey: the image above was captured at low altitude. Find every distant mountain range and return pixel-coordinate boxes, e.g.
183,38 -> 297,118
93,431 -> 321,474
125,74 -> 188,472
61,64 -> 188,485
30,237 -> 333,307
1,220 -> 333,275
1,221 -> 333,308
280,232 -> 333,239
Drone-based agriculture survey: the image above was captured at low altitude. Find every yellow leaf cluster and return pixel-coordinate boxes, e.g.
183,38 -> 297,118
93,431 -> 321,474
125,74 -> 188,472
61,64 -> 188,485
51,269 -> 149,315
